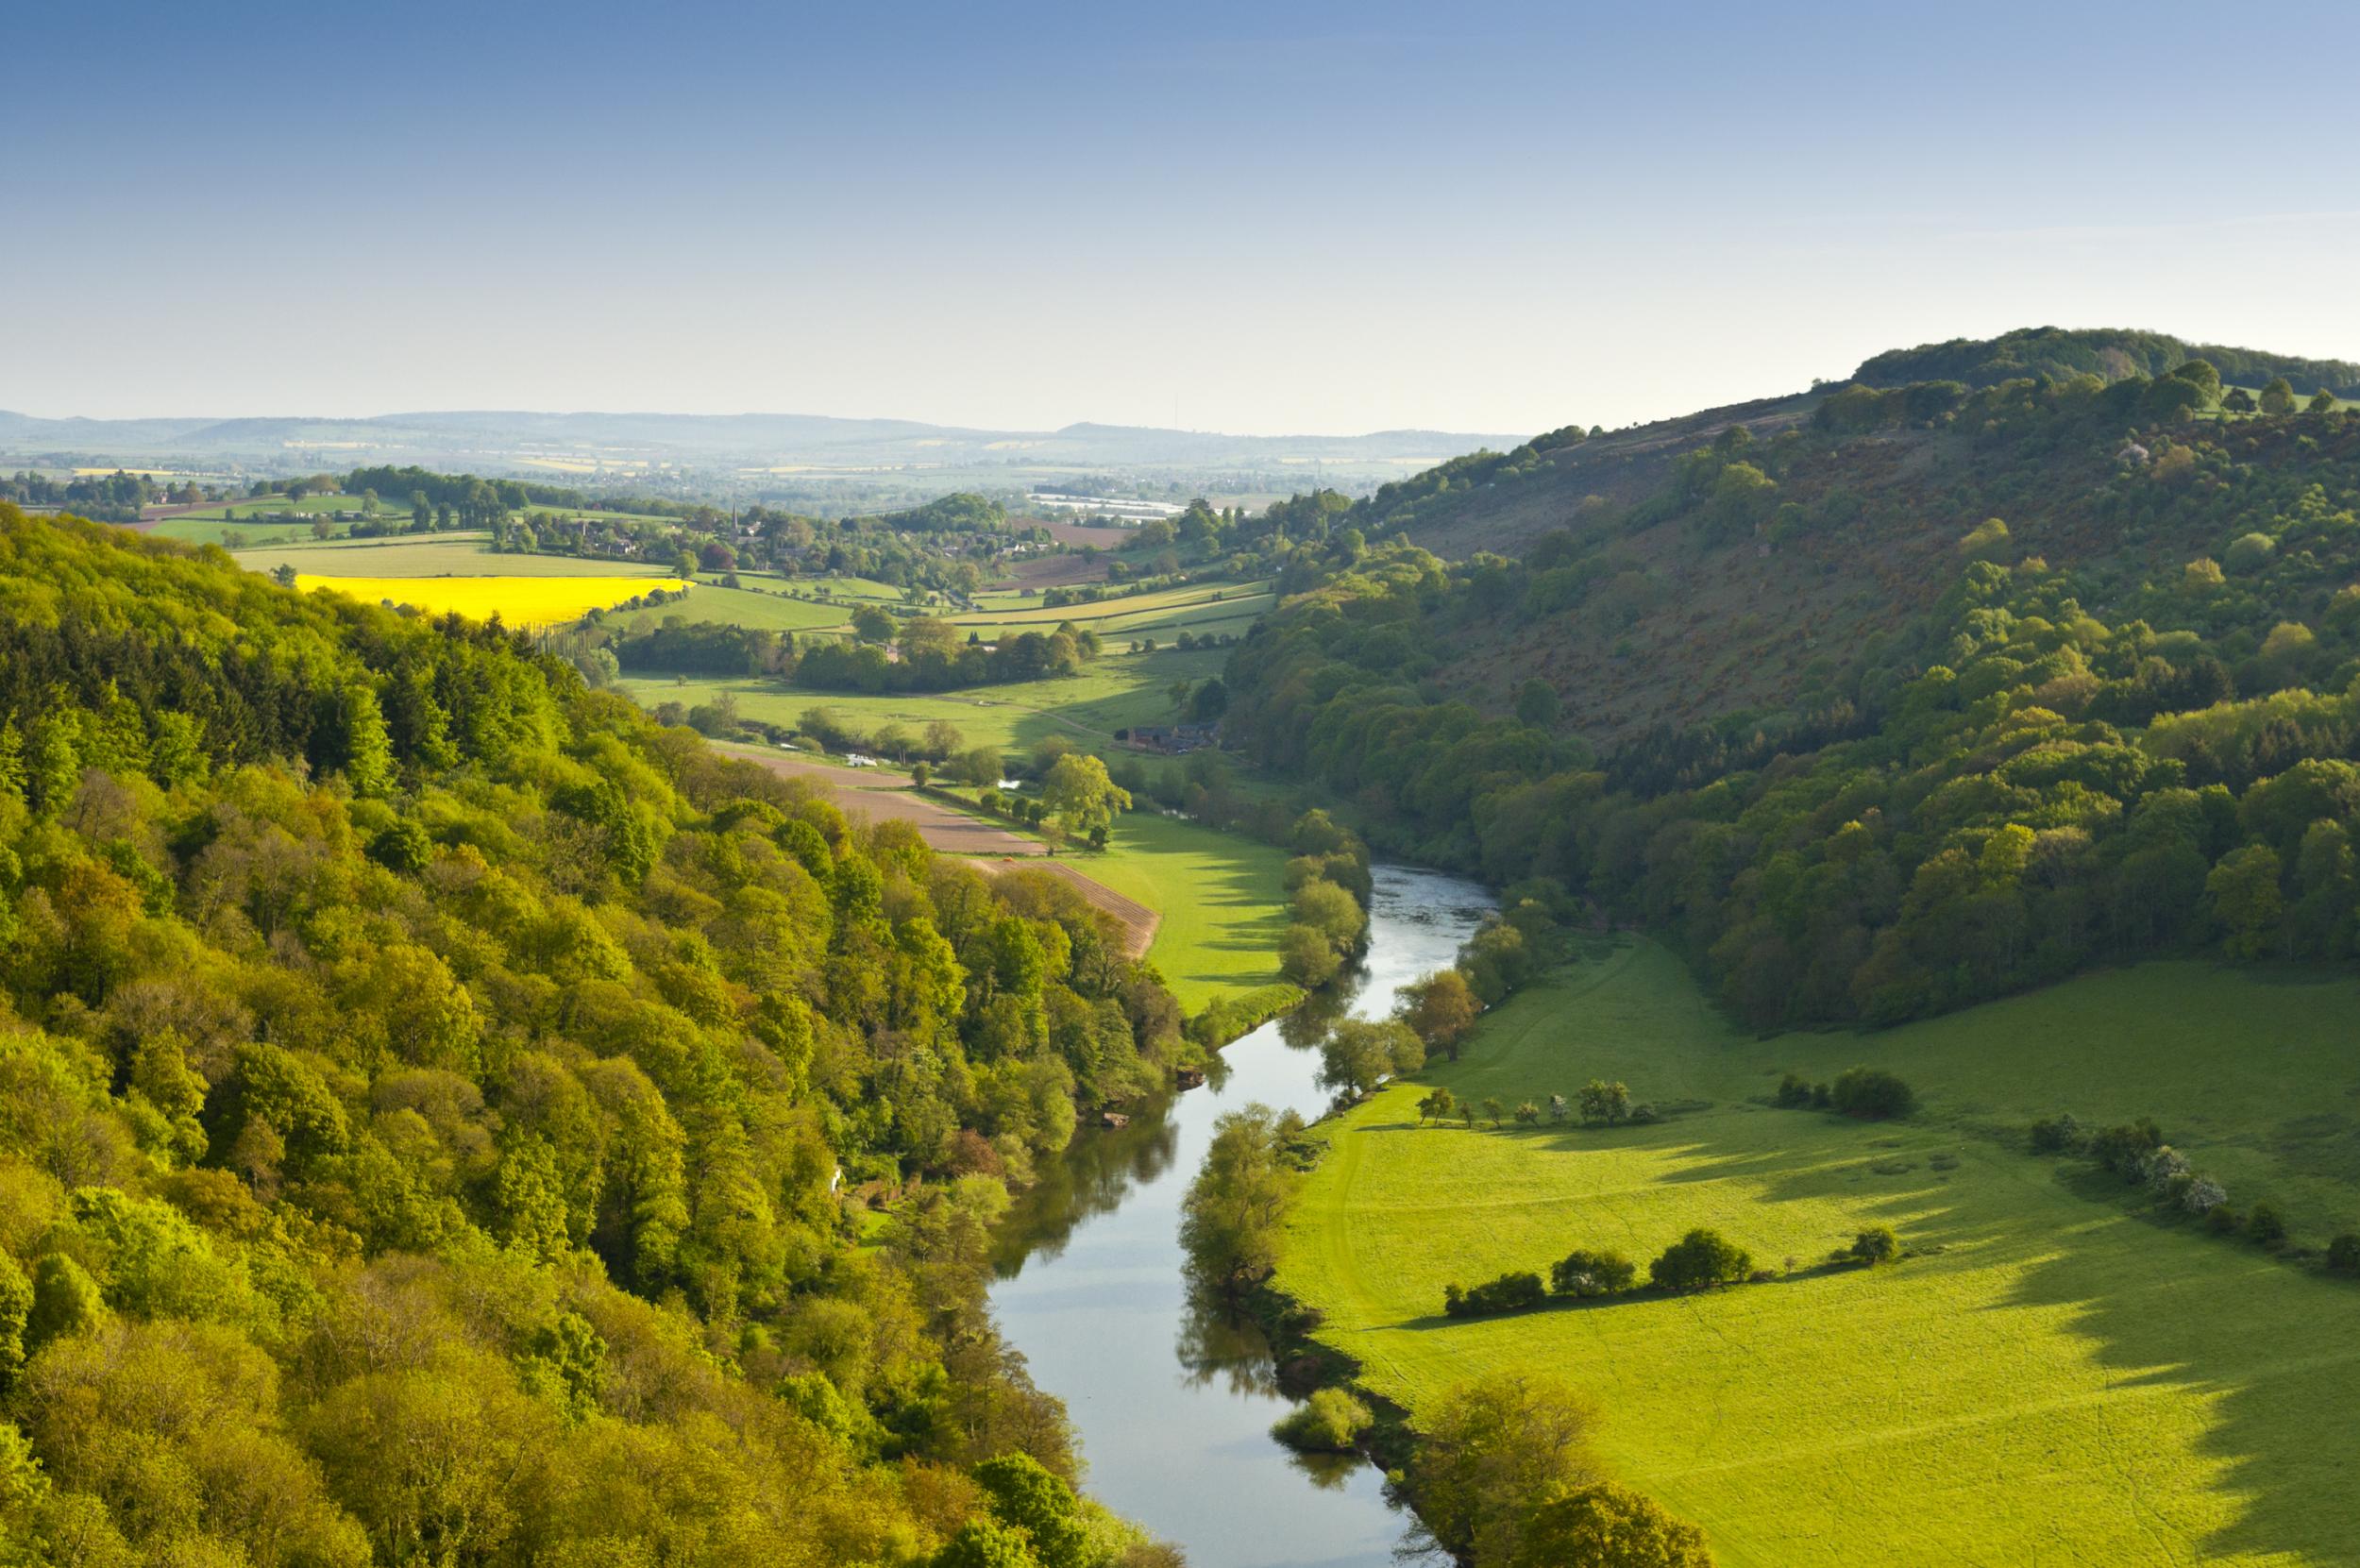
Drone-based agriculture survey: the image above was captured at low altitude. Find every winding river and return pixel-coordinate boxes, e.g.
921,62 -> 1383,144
989,865 -> 1496,1568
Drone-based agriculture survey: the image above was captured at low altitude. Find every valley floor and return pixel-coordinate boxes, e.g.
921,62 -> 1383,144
1278,940 -> 2360,1567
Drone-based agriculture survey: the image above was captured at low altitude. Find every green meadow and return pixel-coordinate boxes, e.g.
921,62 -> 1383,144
616,647 -> 1229,765
1084,811 -> 1293,1013
1280,940 -> 2360,1567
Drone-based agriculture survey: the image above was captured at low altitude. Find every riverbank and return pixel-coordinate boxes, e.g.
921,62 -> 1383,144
986,866 -> 1495,1568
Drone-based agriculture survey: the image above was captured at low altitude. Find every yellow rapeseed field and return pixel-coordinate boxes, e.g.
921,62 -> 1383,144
296,574 -> 687,628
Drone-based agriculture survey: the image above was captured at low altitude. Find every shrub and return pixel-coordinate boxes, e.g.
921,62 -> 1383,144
2090,1119 -> 2163,1179
1271,1387 -> 1374,1452
1649,1228 -> 1752,1292
2182,1176 -> 2227,1216
1848,1225 -> 1901,1265
1809,1082 -> 1833,1109
1829,1067 -> 1914,1121
2247,1203 -> 2286,1247
1549,1248 -> 1637,1299
2328,1233 -> 2360,1276
1444,1271 -> 1548,1319
1772,1072 -> 1812,1108
2206,1205 -> 2244,1236
2223,531 -> 2277,574
1576,1079 -> 1631,1124
2029,1113 -> 2081,1155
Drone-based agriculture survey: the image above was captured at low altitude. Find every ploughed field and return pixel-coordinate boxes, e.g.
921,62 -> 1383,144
1280,939 -> 2360,1566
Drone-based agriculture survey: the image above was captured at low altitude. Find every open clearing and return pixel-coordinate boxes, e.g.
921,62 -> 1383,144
1081,812 -> 1292,1012
1280,940 -> 2360,1567
618,648 -> 1229,767
296,574 -> 685,627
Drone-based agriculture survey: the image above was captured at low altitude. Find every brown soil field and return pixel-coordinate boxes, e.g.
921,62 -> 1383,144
990,551 -> 1111,591
716,745 -> 1047,856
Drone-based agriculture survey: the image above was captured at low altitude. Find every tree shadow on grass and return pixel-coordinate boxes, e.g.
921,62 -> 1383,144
1995,1221 -> 2360,1565
1433,1107 -> 2360,1564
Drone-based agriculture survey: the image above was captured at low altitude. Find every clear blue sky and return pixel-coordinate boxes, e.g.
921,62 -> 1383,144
8,0 -> 2359,434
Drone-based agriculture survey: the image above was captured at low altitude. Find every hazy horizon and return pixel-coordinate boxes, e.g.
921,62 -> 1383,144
9,0 -> 2360,436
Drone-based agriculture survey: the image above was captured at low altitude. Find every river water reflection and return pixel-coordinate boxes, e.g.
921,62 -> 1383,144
988,865 -> 1495,1568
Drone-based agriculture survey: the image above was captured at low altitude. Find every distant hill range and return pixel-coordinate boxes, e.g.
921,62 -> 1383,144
0,406 -> 1523,489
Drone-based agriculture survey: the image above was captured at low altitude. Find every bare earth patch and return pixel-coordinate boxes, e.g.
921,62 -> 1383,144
716,745 -> 1048,857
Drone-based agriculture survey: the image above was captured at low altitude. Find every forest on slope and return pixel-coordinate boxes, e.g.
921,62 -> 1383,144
1221,353 -> 2360,1030
0,508 -> 1184,1567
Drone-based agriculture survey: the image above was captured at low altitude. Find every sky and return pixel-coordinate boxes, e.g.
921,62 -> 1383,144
8,0 -> 2360,437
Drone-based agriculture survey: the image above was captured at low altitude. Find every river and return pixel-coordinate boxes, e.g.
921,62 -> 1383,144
989,864 -> 1496,1568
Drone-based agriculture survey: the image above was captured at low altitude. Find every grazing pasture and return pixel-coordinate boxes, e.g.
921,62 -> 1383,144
297,573 -> 688,627
1083,811 -> 1294,1012
616,647 -> 1229,766
1281,940 -> 2360,1567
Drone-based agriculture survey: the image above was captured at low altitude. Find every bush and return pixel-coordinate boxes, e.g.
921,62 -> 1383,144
2029,1113 -> 2081,1155
1829,1067 -> 1915,1121
2247,1203 -> 2286,1247
1772,1072 -> 1812,1108
2205,1205 -> 2244,1236
2090,1119 -> 2163,1179
1648,1229 -> 1752,1293
1443,1271 -> 1548,1319
1848,1225 -> 1901,1265
1271,1386 -> 1374,1452
2328,1233 -> 2360,1276
1549,1248 -> 1637,1299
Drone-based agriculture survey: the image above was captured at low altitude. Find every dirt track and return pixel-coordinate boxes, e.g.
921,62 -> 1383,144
714,745 -> 1159,956
717,745 -> 1048,856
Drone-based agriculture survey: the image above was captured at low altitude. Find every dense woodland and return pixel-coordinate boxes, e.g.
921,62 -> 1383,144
1852,326 -> 2360,397
0,509 -> 1188,1566
1225,369 -> 2360,1028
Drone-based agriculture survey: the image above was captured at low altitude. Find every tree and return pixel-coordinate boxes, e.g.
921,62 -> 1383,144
851,604 -> 896,644
1512,1481 -> 1715,1568
1320,1018 -> 1423,1098
934,1520 -> 1039,1568
1408,1372 -> 1596,1565
972,1453 -> 1088,1568
1515,678 -> 1560,728
1576,1079 -> 1631,1124
2208,845 -> 2284,958
2260,377 -> 2299,415
1278,923 -> 1342,987
1041,753 -> 1129,842
1400,969 -> 1480,1060
1482,1097 -> 1506,1128
959,745 -> 1004,786
1417,1087 -> 1458,1126
1179,1104 -> 1303,1290
1829,1068 -> 1914,1121
910,761 -> 931,788
1848,1225 -> 1901,1265
2310,387 -> 2340,414
1550,1248 -> 1636,1298
1649,1228 -> 1751,1292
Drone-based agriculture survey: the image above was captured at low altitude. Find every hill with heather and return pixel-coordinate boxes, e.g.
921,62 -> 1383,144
1223,342 -> 2360,1030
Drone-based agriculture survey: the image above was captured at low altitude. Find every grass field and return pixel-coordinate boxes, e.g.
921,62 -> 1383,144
949,580 -> 1273,643
615,648 -> 1228,765
599,582 -> 856,634
298,574 -> 688,627
1081,811 -> 1293,1013
1280,940 -> 2360,1567
151,516 -> 320,548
